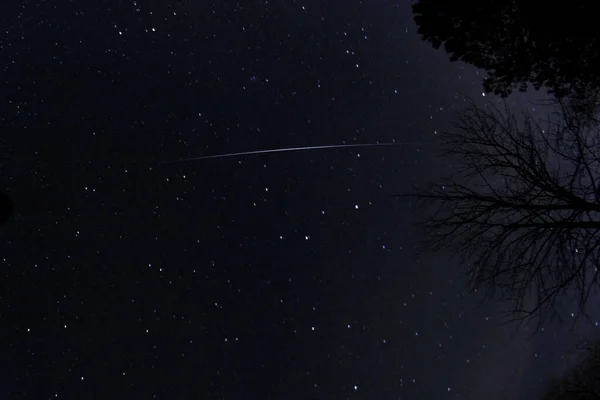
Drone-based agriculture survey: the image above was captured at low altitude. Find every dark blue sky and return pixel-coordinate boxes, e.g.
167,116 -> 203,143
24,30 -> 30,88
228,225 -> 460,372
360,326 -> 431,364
0,0 -> 595,398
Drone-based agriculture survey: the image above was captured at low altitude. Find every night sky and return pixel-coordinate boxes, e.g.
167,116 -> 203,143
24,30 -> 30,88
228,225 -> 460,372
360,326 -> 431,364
0,1 -> 596,399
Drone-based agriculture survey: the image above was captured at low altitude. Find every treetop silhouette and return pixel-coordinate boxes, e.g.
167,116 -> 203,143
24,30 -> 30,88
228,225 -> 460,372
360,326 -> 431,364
412,1 -> 600,98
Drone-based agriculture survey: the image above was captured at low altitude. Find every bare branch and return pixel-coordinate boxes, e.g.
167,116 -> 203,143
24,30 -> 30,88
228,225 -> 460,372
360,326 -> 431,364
398,95 -> 600,328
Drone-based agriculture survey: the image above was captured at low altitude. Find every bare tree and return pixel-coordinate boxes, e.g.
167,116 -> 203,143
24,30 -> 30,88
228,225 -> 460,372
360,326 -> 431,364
399,96 -> 600,327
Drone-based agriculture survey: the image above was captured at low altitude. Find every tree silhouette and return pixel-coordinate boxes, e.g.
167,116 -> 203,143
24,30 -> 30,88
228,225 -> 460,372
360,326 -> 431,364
412,1 -> 600,98
541,337 -> 600,399
398,94 -> 600,327
0,192 -> 13,226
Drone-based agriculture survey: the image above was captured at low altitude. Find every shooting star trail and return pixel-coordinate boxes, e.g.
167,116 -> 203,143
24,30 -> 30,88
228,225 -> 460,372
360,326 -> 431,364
159,142 -> 425,164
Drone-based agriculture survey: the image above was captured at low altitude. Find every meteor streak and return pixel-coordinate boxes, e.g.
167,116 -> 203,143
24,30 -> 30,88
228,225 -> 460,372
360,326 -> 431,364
160,142 -> 424,164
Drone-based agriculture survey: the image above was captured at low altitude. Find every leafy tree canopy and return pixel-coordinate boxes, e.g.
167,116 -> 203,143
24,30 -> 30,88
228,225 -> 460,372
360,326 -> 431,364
412,1 -> 600,97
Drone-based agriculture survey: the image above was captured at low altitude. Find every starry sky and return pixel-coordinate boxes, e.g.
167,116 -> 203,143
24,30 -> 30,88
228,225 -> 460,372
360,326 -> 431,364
0,1 -> 596,399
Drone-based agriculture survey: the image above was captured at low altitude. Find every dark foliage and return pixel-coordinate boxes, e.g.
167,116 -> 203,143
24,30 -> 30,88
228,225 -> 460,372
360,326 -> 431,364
0,192 -> 13,226
412,1 -> 600,98
541,337 -> 600,399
